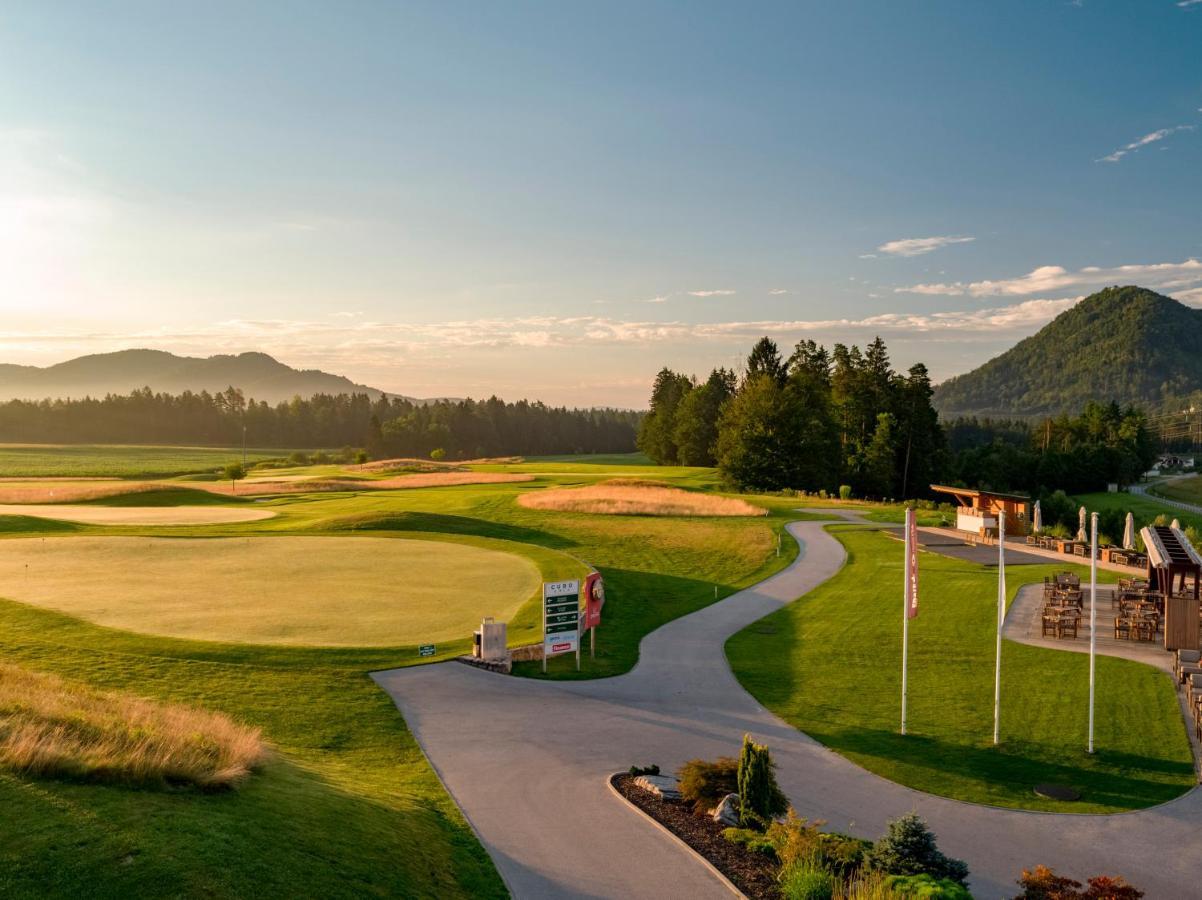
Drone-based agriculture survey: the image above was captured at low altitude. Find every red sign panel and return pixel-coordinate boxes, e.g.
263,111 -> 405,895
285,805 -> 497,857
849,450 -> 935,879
583,572 -> 605,629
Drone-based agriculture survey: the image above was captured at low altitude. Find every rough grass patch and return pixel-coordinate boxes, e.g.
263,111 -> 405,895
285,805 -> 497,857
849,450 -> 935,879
0,663 -> 266,790
517,480 -> 765,517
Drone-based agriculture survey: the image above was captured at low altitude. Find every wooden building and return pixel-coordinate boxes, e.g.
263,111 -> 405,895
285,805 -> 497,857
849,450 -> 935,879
1141,524 -> 1201,651
930,485 -> 1032,537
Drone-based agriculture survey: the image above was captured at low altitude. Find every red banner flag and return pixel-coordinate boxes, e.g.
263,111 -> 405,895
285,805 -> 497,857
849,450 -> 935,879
906,509 -> 919,619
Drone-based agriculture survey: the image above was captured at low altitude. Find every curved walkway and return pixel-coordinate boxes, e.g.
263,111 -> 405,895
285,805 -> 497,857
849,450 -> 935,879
373,515 -> 1202,899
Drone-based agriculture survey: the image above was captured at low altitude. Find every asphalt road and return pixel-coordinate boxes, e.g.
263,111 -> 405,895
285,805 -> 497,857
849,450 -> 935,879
374,515 -> 1202,899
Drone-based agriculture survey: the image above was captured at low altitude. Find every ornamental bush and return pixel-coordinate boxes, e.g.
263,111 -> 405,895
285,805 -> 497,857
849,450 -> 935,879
839,484 -> 853,500
676,756 -> 738,814
865,814 -> 968,885
737,734 -> 789,828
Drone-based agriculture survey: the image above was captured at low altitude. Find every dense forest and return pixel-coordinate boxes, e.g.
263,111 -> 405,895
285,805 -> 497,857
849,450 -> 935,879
639,337 -> 1159,499
0,388 -> 641,459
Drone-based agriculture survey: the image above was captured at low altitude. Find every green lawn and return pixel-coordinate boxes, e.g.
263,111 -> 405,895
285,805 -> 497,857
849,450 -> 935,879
1147,475 -> 1202,508
0,444 -> 293,478
0,600 -> 505,898
727,526 -> 1196,813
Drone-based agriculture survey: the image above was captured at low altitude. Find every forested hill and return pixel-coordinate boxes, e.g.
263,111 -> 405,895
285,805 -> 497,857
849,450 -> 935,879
932,286 -> 1202,418
0,349 -> 414,404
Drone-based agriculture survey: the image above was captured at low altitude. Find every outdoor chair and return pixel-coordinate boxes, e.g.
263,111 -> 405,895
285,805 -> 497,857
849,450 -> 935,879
1057,616 -> 1079,639
1187,674 -> 1202,711
1041,612 -> 1058,638
1113,617 -> 1131,640
1176,650 -> 1202,684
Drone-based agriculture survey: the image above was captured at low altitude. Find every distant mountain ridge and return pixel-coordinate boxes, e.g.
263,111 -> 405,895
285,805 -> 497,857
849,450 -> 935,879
932,285 -> 1202,419
0,349 -> 423,404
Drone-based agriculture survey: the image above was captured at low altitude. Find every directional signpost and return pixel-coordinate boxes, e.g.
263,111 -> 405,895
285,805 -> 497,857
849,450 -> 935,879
543,579 -> 580,673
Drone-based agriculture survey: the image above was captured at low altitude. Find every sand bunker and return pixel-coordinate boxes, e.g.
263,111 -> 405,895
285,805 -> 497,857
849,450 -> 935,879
0,504 -> 276,526
517,480 -> 765,517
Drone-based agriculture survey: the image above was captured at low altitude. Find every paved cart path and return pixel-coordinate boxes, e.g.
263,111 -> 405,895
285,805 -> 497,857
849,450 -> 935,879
374,516 -> 1202,900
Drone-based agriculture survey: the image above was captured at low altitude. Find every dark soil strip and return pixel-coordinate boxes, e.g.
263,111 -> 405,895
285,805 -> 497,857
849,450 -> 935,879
611,773 -> 778,899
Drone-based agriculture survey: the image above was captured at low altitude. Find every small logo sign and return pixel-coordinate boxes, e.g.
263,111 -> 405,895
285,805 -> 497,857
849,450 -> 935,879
418,644 -> 436,657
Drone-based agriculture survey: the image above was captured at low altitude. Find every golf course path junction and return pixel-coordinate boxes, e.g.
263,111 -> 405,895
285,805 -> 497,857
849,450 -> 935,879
374,514 -> 1202,899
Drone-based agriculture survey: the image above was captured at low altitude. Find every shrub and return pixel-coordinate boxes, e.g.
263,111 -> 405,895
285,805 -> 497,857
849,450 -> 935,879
1015,865 -> 1143,899
287,451 -> 310,465
0,663 -> 265,790
839,485 -> 853,501
722,827 -> 778,858
819,832 -> 873,877
767,809 -> 824,868
355,450 -> 369,464
865,814 -> 968,885
430,448 -> 446,461
677,756 -> 739,814
884,873 -> 971,898
779,862 -> 836,900
628,764 -> 660,777
738,734 -> 789,828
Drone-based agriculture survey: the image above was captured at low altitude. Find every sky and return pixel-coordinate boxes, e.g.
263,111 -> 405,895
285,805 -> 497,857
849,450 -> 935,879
1,1 -> 1200,407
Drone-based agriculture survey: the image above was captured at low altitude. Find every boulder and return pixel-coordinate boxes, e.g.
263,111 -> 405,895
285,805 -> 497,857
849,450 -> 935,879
712,793 -> 740,827
633,774 -> 681,801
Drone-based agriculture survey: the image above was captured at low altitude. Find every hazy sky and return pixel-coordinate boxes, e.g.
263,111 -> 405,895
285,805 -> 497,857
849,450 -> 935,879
2,1 -> 1201,406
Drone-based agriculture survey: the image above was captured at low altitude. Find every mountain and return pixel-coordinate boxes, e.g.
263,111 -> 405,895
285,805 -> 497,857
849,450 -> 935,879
0,349 -> 417,404
932,285 -> 1202,419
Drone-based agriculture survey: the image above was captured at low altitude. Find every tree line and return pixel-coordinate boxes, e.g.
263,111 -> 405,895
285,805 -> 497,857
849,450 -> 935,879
638,336 -> 944,498
943,404 -> 1158,496
638,338 -> 1158,498
0,388 -> 641,459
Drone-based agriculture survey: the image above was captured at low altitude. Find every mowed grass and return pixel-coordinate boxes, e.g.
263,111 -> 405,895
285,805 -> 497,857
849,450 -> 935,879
0,535 -> 547,647
0,602 -> 506,899
1146,475 -> 1202,508
0,663 -> 265,790
727,527 -> 1196,812
0,444 -> 292,478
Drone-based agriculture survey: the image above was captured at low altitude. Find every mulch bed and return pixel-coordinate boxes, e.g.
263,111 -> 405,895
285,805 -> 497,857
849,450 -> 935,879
611,773 -> 779,899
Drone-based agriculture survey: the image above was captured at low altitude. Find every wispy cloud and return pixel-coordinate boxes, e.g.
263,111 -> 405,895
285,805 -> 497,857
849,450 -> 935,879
1097,125 -> 1194,163
768,288 -> 790,295
898,258 -> 1202,297
687,289 -> 736,297
876,235 -> 975,258
1178,1 -> 1202,8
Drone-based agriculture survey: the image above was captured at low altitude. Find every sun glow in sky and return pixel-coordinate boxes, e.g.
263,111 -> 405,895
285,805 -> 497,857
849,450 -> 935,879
1,1 -> 1200,405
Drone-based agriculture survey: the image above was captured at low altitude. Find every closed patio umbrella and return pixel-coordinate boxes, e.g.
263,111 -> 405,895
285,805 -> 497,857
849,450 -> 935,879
1077,506 -> 1087,543
1171,518 -> 1181,531
1033,500 -> 1042,533
1123,512 -> 1135,550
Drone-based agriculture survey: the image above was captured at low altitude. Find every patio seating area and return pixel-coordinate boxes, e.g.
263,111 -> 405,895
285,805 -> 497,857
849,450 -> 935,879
1174,650 -> 1202,742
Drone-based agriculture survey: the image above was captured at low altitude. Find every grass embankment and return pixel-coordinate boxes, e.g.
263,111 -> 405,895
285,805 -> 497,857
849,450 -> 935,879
1146,474 -> 1202,508
0,603 -> 506,898
728,527 -> 1195,813
0,663 -> 264,790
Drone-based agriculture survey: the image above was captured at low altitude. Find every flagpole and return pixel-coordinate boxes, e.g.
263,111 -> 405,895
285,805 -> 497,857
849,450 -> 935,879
993,509 -> 1006,746
901,507 -> 912,735
1088,511 -> 1098,754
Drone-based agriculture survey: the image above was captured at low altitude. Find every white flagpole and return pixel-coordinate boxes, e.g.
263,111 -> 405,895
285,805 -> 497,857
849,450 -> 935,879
993,509 -> 1006,745
901,507 -> 913,735
1088,511 -> 1098,754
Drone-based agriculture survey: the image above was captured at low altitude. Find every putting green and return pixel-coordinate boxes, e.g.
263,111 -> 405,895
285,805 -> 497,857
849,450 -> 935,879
0,536 -> 542,647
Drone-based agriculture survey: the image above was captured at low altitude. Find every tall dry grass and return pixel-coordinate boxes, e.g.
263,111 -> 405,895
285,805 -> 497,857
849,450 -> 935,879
517,480 -> 765,517
0,481 -> 163,504
0,663 -> 265,790
198,471 -> 533,495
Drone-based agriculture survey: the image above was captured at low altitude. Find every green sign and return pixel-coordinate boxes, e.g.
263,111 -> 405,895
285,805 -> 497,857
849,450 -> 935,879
418,644 -> 436,657
543,579 -> 581,657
